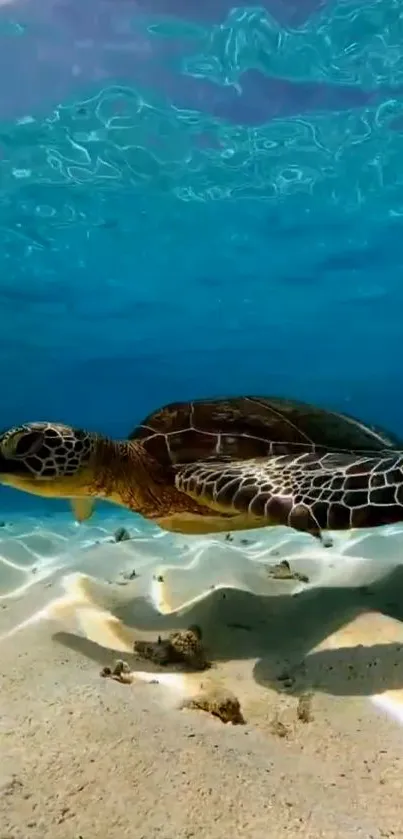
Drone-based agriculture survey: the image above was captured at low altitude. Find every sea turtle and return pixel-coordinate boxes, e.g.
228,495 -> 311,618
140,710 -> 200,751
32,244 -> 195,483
0,395 -> 403,540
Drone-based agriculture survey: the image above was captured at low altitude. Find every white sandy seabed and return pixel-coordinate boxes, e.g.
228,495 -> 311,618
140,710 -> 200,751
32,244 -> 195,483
3,509 -> 403,726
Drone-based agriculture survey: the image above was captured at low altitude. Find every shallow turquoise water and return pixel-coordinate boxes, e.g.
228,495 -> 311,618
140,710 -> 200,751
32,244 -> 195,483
0,0 -> 403,515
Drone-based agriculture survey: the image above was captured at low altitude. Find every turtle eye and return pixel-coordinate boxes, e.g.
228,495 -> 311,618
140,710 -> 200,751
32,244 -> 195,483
1,429 -> 44,459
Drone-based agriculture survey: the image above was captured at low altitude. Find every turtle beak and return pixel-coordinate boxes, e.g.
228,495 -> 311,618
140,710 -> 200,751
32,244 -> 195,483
0,454 -> 32,480
0,454 -> 18,473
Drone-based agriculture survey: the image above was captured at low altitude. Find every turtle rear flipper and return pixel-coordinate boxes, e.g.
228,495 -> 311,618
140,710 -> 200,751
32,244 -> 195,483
175,452 -> 403,537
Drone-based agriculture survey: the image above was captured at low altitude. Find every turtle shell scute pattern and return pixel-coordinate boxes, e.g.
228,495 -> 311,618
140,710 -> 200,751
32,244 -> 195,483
129,396 -> 403,468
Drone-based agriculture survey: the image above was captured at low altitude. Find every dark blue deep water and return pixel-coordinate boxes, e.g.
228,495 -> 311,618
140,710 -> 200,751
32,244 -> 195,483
1,0 -> 403,512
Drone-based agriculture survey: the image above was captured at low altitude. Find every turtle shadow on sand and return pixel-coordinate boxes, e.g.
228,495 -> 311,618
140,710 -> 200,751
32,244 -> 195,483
53,564 -> 403,699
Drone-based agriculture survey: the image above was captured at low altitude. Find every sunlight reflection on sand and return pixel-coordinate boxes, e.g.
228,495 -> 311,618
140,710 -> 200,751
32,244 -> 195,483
3,512 -> 403,725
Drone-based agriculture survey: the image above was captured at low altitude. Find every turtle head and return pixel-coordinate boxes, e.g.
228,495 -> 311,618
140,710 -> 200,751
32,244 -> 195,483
0,422 -> 97,498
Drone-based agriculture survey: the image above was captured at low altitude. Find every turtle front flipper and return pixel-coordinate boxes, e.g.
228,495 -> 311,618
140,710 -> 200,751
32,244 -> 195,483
70,499 -> 95,523
174,452 -> 403,538
175,456 -> 322,538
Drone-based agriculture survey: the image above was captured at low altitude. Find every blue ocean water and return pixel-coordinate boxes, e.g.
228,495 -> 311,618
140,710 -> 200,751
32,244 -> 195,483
6,2 -> 403,757
1,0 -> 403,515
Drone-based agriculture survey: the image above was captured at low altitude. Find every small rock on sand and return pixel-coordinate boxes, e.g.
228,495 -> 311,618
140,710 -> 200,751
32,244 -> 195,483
100,659 -> 133,685
114,527 -> 131,542
266,559 -> 309,584
134,626 -> 210,672
297,692 -> 314,724
181,685 -> 245,725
